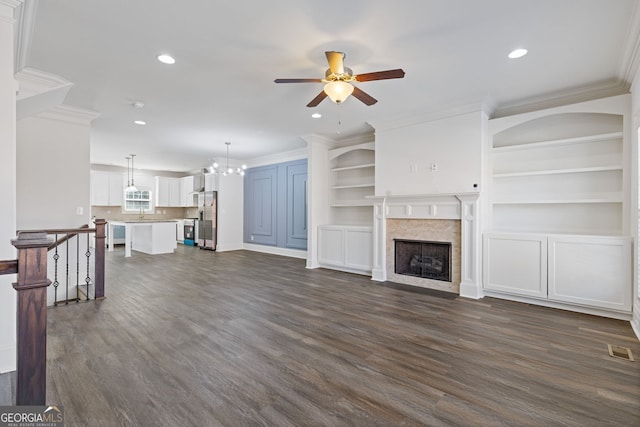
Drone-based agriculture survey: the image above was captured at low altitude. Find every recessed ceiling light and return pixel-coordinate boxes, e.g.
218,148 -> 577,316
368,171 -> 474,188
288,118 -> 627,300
311,112 -> 322,119
134,120 -> 146,125
508,48 -> 528,59
157,54 -> 175,64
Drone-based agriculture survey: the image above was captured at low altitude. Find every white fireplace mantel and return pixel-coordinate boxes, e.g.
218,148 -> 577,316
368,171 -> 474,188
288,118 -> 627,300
370,193 -> 483,299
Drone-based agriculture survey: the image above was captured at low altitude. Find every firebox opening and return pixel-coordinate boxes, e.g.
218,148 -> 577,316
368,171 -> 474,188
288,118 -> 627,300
394,239 -> 452,282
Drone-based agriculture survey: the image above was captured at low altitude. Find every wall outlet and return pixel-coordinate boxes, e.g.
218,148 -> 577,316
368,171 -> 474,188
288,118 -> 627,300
76,207 -> 83,215
431,163 -> 438,172
251,235 -> 254,241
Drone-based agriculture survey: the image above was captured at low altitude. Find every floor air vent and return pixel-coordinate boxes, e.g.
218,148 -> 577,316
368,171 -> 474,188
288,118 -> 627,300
607,344 -> 635,361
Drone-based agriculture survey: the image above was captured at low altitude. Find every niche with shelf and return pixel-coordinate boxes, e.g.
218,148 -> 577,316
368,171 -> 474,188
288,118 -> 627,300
489,112 -> 625,236
328,142 -> 375,224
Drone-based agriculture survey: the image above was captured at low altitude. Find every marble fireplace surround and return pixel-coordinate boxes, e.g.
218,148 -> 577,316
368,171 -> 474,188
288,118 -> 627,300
370,193 -> 482,299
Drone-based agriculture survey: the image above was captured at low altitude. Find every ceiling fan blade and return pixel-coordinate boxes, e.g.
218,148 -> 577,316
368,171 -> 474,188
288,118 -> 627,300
325,51 -> 345,75
306,91 -> 328,107
274,78 -> 323,83
355,69 -> 405,82
351,86 -> 377,106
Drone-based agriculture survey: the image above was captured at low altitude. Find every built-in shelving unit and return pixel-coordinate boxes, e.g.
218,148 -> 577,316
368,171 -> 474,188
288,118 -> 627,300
489,116 -> 625,236
328,141 -> 375,224
484,96 -> 632,318
317,141 -> 375,275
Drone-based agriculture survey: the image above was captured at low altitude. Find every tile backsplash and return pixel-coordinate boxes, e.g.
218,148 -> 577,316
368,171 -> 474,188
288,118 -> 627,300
91,206 -> 199,221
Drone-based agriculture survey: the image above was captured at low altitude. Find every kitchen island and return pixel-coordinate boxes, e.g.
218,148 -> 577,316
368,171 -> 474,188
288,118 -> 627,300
108,220 -> 178,257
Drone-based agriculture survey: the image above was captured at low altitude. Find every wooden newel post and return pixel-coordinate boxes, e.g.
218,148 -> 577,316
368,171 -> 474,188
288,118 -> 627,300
11,231 -> 53,406
94,218 -> 106,299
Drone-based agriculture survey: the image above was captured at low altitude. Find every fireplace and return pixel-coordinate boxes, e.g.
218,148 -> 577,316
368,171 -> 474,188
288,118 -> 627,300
371,194 -> 481,298
394,239 -> 452,282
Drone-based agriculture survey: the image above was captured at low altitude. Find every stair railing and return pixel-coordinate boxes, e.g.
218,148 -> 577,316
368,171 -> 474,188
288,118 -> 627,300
0,218 -> 106,405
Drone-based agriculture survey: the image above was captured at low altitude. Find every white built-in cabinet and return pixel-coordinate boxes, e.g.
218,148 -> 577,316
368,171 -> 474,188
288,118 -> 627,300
317,141 -> 375,274
484,95 -> 632,317
91,171 -> 124,206
318,225 -> 373,274
483,233 -> 631,312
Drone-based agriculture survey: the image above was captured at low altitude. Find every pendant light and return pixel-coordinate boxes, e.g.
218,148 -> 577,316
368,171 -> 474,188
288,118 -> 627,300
125,154 -> 138,191
209,142 -> 247,176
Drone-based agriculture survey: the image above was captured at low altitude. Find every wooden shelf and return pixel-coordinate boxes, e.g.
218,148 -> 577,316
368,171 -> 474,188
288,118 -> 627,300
492,193 -> 623,205
331,183 -> 375,190
492,131 -> 622,152
330,200 -> 375,207
330,163 -> 375,172
493,165 -> 622,179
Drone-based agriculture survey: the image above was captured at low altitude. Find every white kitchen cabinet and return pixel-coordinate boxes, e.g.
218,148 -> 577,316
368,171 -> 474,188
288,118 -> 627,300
180,176 -> 197,207
483,232 -> 632,315
156,176 -> 181,207
318,225 -> 372,275
204,173 -> 219,191
91,171 -> 124,206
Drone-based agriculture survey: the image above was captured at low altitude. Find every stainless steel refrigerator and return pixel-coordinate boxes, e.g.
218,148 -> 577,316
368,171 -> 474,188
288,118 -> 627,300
197,191 -> 217,250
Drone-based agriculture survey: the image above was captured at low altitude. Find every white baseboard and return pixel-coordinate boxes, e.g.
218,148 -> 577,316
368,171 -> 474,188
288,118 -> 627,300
242,243 -> 307,259
216,243 -> 244,252
632,301 -> 640,340
459,280 -> 483,299
483,290 -> 633,321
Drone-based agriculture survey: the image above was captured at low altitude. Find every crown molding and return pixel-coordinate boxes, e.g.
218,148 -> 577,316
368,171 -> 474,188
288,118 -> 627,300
35,104 -> 100,125
0,0 -> 22,24
0,0 -> 23,7
301,133 -> 338,148
15,67 -> 72,99
619,0 -> 640,89
368,99 -> 490,133
13,0 -> 37,72
491,80 -> 628,119
245,147 -> 308,169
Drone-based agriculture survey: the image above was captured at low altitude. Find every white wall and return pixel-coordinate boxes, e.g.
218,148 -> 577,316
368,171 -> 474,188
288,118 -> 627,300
0,0 -> 20,374
17,107 -> 95,229
374,111 -> 483,196
216,174 -> 244,251
630,69 -> 640,339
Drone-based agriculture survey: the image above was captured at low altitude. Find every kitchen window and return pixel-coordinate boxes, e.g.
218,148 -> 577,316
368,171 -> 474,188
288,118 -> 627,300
123,187 -> 153,213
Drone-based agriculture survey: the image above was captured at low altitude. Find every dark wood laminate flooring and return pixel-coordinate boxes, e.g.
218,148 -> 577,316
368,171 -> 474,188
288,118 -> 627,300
44,245 -> 640,426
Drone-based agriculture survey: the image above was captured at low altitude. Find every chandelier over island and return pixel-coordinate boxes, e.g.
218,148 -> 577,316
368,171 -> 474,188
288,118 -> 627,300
208,142 -> 247,176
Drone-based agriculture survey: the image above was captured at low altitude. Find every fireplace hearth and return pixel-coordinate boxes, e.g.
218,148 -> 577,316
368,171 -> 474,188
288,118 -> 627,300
394,239 -> 452,282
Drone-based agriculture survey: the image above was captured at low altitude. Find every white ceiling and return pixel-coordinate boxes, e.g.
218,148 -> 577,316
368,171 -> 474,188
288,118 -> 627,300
17,0 -> 640,172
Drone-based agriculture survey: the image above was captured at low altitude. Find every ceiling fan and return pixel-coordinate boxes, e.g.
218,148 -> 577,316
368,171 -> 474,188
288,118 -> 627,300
274,51 -> 405,107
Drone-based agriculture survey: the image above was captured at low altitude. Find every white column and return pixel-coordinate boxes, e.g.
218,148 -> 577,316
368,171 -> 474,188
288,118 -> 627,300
371,200 -> 387,281
457,194 -> 483,299
304,135 -> 332,269
0,0 -> 22,373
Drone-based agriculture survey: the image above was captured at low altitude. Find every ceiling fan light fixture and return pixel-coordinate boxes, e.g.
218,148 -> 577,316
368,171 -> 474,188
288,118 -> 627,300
324,81 -> 354,104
